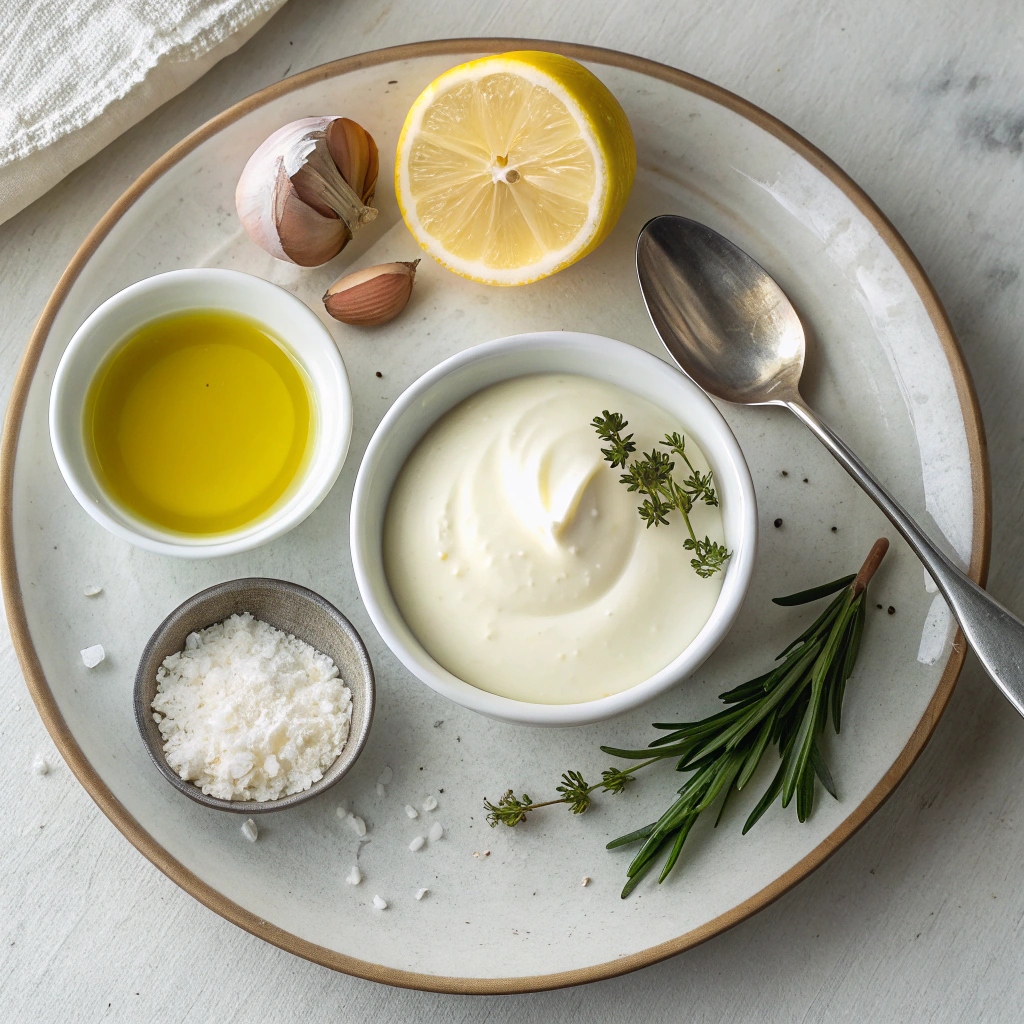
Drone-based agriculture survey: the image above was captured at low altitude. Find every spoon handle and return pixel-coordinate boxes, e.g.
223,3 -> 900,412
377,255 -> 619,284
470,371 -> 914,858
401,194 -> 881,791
786,396 -> 1024,716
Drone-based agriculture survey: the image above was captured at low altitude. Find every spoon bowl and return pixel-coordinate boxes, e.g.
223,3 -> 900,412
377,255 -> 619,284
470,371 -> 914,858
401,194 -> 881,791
637,216 -> 805,405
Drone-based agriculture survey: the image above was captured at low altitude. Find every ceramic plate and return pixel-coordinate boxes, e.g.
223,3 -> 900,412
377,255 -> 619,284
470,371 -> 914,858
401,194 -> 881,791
0,40 -> 988,993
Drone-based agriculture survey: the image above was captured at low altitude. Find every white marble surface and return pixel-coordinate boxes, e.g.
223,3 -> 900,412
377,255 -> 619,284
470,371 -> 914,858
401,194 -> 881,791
2,0 -> 1023,1019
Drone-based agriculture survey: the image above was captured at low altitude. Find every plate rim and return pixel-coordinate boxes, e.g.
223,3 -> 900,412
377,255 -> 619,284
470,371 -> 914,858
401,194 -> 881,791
0,37 -> 991,995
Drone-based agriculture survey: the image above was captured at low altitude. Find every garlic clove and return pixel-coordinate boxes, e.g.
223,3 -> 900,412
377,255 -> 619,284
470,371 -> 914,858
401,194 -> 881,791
323,260 -> 420,326
326,117 -> 379,205
274,165 -> 349,267
236,116 -> 379,267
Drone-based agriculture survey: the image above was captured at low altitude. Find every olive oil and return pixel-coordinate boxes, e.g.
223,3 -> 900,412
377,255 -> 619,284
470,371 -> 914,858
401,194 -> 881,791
85,310 -> 313,535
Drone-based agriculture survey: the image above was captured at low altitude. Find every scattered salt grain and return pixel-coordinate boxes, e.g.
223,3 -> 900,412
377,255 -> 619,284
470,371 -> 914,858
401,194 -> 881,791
376,783 -> 386,797
83,585 -> 102,597
373,895 -> 388,910
241,818 -> 258,842
428,822 -> 443,842
422,795 -> 438,812
336,801 -> 348,817
80,644 -> 105,668
32,756 -> 50,776
347,813 -> 367,837
404,804 -> 419,819
346,865 -> 362,886
377,766 -> 393,786
415,888 -> 429,900
581,876 -> 591,887
409,836 -> 425,852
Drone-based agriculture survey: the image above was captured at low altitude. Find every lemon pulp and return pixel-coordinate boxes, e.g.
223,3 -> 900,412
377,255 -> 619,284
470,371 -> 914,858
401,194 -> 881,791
85,310 -> 313,535
396,51 -> 636,285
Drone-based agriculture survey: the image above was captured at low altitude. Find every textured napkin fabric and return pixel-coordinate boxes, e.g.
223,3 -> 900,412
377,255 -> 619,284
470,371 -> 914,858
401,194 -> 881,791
0,0 -> 288,226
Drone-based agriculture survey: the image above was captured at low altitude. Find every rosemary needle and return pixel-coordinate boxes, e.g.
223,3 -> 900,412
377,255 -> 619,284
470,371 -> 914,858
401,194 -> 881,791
483,539 -> 890,898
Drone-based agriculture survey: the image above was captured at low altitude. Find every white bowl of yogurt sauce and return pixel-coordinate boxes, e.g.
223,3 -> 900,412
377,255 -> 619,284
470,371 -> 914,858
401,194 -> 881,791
351,332 -> 757,726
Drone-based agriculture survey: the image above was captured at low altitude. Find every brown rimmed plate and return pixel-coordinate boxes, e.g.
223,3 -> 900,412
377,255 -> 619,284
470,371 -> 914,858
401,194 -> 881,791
0,39 -> 988,993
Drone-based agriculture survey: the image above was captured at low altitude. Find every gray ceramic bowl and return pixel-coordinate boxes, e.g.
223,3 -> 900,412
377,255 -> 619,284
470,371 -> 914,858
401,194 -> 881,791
134,578 -> 374,813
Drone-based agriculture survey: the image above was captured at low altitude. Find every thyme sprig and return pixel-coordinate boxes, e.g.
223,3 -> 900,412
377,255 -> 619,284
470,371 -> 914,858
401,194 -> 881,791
484,763 -> 660,827
592,411 -> 730,578
483,539 -> 890,897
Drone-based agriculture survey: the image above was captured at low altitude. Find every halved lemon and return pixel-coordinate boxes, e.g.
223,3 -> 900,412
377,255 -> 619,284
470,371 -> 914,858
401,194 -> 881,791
395,51 -> 636,286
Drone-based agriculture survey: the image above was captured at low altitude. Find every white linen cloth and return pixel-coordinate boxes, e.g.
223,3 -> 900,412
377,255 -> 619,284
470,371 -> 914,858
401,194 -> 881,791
0,0 -> 288,225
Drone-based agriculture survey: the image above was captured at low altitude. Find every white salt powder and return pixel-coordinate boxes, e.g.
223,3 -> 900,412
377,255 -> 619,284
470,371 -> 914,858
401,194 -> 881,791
152,613 -> 351,802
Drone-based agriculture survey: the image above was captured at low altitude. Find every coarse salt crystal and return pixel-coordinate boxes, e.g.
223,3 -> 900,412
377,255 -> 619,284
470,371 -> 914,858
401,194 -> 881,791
372,895 -> 387,910
241,819 -> 258,842
346,865 -> 361,886
415,888 -> 428,900
80,644 -> 105,668
151,613 -> 351,803
347,813 -> 366,836
377,766 -> 393,786
32,756 -> 50,776
409,836 -> 425,852
404,804 -> 418,819
422,795 -> 438,812
428,822 -> 443,842
83,585 -> 102,597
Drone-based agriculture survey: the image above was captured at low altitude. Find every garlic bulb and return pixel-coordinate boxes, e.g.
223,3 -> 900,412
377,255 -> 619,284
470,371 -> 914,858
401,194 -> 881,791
323,260 -> 419,325
235,117 -> 379,267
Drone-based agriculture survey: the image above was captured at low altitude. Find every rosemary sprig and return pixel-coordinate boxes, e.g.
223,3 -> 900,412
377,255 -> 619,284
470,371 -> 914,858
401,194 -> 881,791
483,539 -> 890,898
592,411 -> 730,578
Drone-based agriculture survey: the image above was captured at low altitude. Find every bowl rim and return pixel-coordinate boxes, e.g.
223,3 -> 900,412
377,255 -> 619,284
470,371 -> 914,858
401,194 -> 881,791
350,331 -> 758,726
48,267 -> 353,559
133,577 -> 375,813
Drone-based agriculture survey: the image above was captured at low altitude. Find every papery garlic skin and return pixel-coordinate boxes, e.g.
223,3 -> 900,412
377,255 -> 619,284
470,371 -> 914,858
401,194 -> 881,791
236,117 -> 379,267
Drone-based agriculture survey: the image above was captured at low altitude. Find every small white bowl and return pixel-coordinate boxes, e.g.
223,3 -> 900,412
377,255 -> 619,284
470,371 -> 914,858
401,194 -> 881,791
49,269 -> 352,558
350,332 -> 758,727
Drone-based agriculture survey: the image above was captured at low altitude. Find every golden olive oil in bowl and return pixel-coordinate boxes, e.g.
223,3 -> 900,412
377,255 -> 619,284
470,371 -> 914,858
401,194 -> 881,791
84,310 -> 314,536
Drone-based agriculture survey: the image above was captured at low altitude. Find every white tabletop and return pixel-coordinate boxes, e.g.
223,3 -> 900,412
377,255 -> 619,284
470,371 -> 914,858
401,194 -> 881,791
3,0 -> 1023,1019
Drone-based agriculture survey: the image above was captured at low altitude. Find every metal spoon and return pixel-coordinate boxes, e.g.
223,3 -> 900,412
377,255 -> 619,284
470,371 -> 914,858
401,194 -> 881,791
637,214 -> 1024,716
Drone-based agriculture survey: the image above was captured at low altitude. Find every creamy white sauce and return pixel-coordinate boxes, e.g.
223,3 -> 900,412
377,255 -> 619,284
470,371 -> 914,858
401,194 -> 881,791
383,374 -> 726,704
